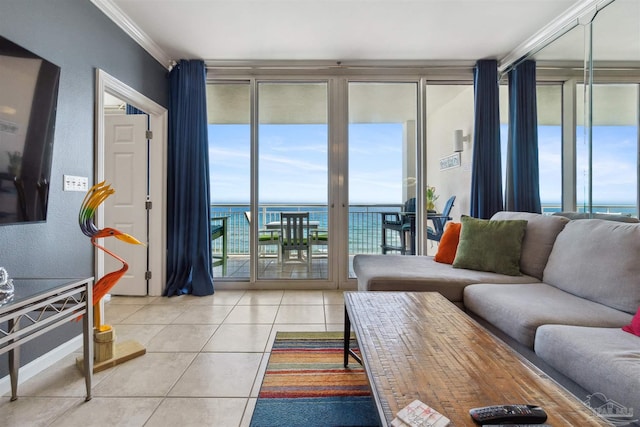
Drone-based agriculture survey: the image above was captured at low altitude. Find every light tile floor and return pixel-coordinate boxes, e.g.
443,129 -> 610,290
1,290 -> 347,426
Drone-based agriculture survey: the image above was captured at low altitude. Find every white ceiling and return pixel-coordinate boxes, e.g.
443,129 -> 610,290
97,0 -> 638,127
533,0 -> 640,63
103,0 -> 587,66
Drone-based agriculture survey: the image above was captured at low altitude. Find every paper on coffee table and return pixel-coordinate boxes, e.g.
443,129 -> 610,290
394,399 -> 450,427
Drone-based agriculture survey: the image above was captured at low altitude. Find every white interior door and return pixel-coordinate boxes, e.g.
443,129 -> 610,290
104,114 -> 148,295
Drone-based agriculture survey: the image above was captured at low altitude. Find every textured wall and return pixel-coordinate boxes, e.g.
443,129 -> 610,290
425,84 -> 474,243
0,0 -> 168,377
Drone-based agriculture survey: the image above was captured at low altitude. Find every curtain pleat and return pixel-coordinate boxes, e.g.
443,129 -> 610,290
470,59 -> 503,219
164,60 -> 214,297
506,60 -> 542,213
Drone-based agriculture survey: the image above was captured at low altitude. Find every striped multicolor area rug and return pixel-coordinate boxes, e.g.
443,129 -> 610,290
250,331 -> 380,427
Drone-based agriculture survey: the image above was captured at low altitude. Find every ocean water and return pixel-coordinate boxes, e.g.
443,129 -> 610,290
210,205 -> 400,255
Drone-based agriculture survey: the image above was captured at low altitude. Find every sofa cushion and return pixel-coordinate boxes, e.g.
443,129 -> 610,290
353,254 -> 539,302
553,211 -> 640,223
453,216 -> 527,276
491,211 -> 569,280
543,219 -> 640,314
434,222 -> 461,264
464,283 -> 633,348
535,325 -> 640,415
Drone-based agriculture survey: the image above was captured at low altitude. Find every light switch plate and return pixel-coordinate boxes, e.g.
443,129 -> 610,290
63,175 -> 89,192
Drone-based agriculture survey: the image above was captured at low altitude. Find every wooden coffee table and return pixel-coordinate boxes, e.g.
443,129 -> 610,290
343,291 -> 610,426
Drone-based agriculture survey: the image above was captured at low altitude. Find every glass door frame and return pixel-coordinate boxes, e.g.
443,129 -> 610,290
340,78 -> 426,285
337,76 -> 427,287
208,71 -> 430,289
248,77 -> 336,288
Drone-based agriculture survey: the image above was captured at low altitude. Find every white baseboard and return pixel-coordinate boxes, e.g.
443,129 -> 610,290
0,334 -> 83,396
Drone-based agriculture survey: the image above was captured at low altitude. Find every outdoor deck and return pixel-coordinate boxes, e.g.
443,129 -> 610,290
213,255 -> 336,280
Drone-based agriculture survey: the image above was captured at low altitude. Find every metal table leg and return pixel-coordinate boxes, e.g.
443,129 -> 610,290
8,317 -> 19,401
83,282 -> 94,401
344,306 -> 362,367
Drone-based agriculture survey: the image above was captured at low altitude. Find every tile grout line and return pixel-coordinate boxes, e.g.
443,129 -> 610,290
4,290 -> 346,426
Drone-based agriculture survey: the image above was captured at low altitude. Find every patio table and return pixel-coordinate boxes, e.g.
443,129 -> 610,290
265,220 -> 319,229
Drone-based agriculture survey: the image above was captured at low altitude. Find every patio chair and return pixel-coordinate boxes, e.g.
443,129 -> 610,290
380,197 -> 416,255
310,229 -> 328,257
280,212 -> 311,271
244,211 -> 280,259
427,195 -> 456,243
211,216 -> 228,275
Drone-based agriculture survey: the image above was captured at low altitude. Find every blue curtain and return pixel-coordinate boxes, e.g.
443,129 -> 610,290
164,60 -> 214,296
470,59 -> 503,219
505,60 -> 542,213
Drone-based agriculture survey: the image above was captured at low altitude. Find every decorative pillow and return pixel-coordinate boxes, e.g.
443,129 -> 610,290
622,307 -> 640,337
452,216 -> 528,276
491,211 -> 568,280
434,222 -> 461,264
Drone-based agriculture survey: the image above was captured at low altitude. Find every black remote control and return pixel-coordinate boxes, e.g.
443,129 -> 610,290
469,404 -> 548,425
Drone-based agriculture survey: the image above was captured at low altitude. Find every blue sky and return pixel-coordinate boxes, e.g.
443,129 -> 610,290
578,125 -> 638,205
209,123 -> 637,206
209,123 -> 405,204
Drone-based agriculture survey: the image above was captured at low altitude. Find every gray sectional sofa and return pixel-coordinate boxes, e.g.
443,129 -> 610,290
353,211 -> 640,419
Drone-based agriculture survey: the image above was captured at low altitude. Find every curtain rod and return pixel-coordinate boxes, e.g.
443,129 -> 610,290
204,60 -> 477,71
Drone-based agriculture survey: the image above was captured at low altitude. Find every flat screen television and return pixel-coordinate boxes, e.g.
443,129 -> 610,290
0,35 -> 60,225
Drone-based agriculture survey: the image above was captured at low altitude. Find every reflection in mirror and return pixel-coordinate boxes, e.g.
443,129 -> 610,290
530,0 -> 640,218
576,84 -> 638,216
592,0 -> 640,64
533,0 -> 640,65
588,0 -> 640,218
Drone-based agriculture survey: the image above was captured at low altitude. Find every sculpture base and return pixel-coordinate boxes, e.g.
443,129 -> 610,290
76,340 -> 146,373
94,327 -> 115,362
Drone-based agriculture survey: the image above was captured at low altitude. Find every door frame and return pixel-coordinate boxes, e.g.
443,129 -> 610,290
95,68 -> 168,296
244,78 -> 337,288
209,75 -> 424,289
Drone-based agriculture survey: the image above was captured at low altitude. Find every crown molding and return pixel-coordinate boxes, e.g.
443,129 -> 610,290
498,0 -> 615,74
91,0 -> 174,70
204,59 -> 477,69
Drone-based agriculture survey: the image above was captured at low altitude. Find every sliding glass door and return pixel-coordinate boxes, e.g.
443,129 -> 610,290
208,81 -> 330,282
208,78 -> 423,285
257,82 -> 329,280
347,82 -> 418,277
208,82 -> 251,279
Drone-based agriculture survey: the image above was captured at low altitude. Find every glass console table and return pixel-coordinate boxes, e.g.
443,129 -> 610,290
0,277 -> 94,401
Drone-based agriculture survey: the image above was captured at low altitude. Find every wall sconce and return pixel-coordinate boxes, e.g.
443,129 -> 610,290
454,129 -> 469,152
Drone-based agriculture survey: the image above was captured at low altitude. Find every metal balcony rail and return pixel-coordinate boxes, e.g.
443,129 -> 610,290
210,203 -> 401,257
210,203 -> 637,258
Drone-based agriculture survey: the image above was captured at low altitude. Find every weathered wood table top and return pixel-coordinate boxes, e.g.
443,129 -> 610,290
344,291 -> 610,427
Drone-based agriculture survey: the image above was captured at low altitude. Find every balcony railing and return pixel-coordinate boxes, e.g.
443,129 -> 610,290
540,204 -> 638,216
211,203 -> 638,258
211,203 -> 403,257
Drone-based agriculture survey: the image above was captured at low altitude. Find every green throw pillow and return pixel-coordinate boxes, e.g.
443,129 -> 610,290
452,216 -> 528,276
